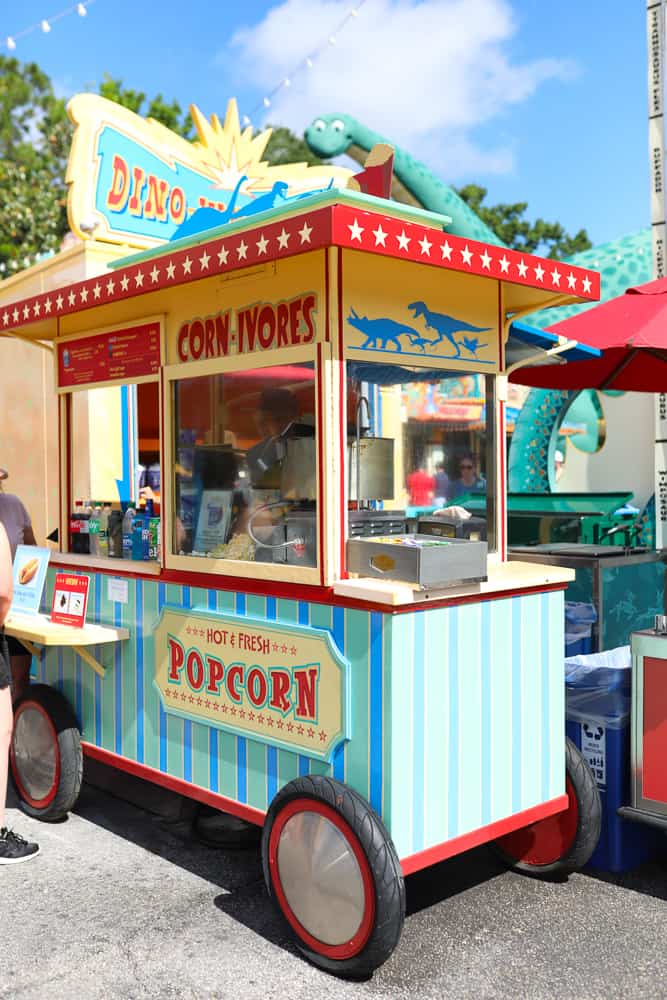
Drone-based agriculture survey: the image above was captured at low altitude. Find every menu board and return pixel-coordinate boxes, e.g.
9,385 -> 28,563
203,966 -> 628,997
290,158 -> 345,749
57,321 -> 161,389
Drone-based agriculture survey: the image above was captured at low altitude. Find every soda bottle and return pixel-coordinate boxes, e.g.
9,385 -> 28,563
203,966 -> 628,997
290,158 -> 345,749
122,505 -> 135,560
89,504 -> 101,557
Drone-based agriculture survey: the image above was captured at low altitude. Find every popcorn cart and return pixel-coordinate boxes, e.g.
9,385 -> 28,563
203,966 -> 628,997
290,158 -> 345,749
2,96 -> 603,977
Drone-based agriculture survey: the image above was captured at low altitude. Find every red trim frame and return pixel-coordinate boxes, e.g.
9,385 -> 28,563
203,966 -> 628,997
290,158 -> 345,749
82,742 -> 266,826
399,793 -> 569,875
316,343 -> 325,586
337,247 -> 347,578
11,701 -> 61,809
498,399 -> 507,560
268,797 -> 376,960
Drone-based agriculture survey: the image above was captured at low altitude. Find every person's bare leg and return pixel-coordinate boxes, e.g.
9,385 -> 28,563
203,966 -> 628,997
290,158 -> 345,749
0,686 -> 12,829
10,654 -> 30,703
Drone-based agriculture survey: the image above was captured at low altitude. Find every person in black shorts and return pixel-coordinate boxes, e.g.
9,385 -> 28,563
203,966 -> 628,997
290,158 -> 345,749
0,521 -> 39,863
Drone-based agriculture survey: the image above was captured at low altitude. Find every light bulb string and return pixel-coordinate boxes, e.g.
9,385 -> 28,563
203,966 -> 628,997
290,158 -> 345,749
3,0 -> 93,50
246,0 -> 367,122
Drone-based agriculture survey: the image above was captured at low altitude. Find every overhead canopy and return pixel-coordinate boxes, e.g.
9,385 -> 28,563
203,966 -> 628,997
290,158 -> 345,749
510,274 -> 667,391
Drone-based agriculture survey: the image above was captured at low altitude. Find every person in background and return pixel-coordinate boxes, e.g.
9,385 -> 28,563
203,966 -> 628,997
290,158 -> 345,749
433,462 -> 450,506
447,451 -> 486,501
406,467 -> 435,507
0,472 -> 37,701
0,521 -> 40,863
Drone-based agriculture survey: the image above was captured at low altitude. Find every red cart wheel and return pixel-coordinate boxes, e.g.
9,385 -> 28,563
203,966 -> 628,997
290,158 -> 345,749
10,684 -> 83,822
262,775 -> 405,978
493,738 -> 601,876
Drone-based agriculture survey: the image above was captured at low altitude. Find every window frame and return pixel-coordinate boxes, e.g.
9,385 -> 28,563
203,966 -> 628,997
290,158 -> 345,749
163,345 -> 323,584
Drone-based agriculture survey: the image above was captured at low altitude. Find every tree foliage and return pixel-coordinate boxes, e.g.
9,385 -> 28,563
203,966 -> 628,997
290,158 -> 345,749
454,183 -> 592,259
263,125 -> 327,167
98,74 -> 193,139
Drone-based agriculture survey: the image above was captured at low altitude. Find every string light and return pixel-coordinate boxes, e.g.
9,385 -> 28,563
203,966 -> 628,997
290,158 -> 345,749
1,1 -> 95,52
244,0 -> 368,128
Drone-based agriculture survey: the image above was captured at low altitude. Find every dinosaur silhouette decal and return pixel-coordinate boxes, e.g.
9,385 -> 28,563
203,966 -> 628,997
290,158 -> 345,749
408,302 -> 490,359
347,303 -> 493,360
347,308 -> 421,352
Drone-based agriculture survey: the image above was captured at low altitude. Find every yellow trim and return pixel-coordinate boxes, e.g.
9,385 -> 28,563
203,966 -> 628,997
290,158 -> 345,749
0,331 -> 53,353
72,645 -> 106,678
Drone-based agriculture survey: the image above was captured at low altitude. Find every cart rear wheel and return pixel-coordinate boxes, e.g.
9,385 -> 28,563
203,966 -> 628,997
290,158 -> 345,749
10,684 -> 83,822
492,737 -> 601,876
262,775 -> 405,978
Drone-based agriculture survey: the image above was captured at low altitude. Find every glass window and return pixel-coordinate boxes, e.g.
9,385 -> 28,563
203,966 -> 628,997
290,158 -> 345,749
345,363 -> 496,551
69,382 -> 161,559
172,362 -> 317,566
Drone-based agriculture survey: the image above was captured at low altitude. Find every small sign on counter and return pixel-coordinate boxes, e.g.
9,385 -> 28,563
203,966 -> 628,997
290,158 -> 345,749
11,545 -> 51,615
51,572 -> 90,628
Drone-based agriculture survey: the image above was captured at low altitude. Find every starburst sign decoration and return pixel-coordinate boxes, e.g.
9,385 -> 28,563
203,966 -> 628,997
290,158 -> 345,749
67,94 -> 352,249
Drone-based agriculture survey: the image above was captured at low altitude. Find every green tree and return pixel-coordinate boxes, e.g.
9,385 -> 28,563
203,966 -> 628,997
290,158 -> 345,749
98,74 -> 193,138
263,125 -> 327,167
454,183 -> 592,259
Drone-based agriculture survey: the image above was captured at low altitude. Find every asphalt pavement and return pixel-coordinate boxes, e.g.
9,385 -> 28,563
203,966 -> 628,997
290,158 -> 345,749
3,773 -> 666,1000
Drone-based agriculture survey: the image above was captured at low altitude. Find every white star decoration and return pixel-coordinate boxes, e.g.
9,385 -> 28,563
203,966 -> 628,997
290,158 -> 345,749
44,298 -> 52,313
480,249 -> 492,270
55,296 -> 63,311
582,275 -> 592,293
106,278 -> 115,295
33,301 -> 40,316
134,270 -> 144,288
517,259 -> 528,277
298,222 -> 312,244
460,245 -> 473,265
150,266 -> 160,284
348,219 -> 364,242
499,255 -> 510,274
534,264 -> 545,282
80,286 -> 89,303
199,251 -> 210,270
217,246 -> 228,266
373,225 -> 387,246
120,275 -> 129,292
419,235 -> 432,256
182,256 -> 193,274
567,272 -> 577,290
68,291 -> 76,306
550,267 -> 561,287
256,234 -> 268,255
397,230 -> 411,251
440,241 -> 452,260
93,284 -> 101,300
1,313 -> 7,326
23,305 -> 30,319
237,240 -> 248,260
166,261 -> 176,279
12,308 -> 19,322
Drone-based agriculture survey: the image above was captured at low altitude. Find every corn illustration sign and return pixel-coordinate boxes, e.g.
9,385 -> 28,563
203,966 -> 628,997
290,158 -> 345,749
67,95 -> 352,249
154,608 -> 351,761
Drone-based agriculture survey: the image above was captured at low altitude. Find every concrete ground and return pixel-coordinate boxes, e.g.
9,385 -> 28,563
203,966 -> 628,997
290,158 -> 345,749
2,769 -> 666,1000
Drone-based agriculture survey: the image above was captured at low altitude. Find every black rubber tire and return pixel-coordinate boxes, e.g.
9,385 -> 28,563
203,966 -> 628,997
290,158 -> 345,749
262,775 -> 405,978
10,684 -> 83,822
492,737 -> 601,876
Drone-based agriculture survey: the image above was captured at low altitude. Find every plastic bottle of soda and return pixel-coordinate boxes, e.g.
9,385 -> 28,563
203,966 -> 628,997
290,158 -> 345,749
122,505 -> 135,560
89,504 -> 101,557
98,504 -> 111,557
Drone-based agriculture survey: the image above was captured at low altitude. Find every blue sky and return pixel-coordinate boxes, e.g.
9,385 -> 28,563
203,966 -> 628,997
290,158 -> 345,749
2,1 -> 651,249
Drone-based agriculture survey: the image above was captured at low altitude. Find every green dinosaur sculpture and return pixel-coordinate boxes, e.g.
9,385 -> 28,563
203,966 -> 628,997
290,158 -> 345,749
304,114 -> 503,246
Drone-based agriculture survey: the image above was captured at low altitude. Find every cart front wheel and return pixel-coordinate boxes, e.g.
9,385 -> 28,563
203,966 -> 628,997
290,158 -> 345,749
262,775 -> 405,978
10,684 -> 83,822
492,737 -> 601,876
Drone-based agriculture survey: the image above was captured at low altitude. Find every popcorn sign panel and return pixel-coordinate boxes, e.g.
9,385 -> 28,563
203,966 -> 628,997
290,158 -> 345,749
153,607 -> 351,761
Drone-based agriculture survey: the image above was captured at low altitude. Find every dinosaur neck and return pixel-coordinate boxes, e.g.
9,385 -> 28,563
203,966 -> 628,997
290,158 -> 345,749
343,119 -> 504,247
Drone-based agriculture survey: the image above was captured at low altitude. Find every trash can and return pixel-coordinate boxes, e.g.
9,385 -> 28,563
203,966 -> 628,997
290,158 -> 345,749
565,601 -> 597,656
565,646 -> 664,872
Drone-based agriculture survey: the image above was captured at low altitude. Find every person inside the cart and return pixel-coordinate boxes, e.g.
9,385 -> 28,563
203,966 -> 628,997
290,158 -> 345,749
0,522 -> 40,864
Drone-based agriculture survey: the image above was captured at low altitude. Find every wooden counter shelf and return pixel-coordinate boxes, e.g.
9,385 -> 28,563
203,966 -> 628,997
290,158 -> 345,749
4,612 -> 130,678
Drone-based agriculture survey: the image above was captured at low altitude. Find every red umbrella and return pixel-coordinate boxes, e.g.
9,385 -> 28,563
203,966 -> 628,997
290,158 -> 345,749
510,274 -> 667,390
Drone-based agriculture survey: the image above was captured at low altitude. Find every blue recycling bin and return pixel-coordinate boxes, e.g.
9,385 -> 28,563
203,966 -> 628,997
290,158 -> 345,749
565,648 -> 664,872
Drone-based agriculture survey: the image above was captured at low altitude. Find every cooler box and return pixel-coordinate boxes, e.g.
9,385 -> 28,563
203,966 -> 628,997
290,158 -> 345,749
565,647 -> 664,872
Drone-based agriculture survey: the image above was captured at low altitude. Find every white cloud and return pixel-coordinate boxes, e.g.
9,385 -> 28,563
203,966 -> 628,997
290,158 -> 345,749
227,0 -> 575,180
